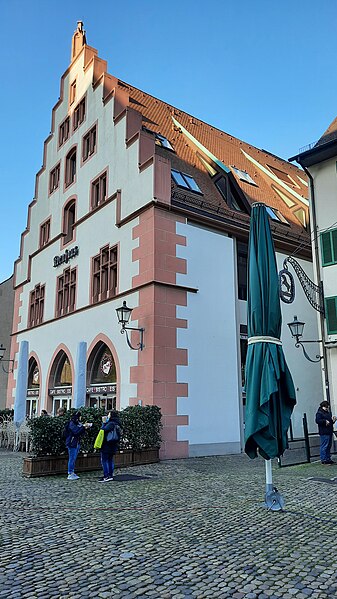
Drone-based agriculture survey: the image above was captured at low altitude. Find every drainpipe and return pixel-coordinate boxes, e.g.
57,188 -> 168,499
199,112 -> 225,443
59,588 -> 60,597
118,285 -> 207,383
301,164 -> 330,404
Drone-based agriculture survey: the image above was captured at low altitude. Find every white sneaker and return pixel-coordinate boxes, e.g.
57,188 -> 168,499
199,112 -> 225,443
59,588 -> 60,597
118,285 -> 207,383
98,477 -> 110,483
67,473 -> 79,480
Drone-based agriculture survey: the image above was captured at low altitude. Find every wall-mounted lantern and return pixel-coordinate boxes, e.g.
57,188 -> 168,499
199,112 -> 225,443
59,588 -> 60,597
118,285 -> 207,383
116,301 -> 144,351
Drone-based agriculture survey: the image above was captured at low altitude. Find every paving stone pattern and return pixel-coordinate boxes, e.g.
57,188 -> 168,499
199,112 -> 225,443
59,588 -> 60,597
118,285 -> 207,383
1,450 -> 337,598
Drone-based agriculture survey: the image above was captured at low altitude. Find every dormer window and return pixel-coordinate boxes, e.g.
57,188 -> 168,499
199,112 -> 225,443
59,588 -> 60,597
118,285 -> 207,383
171,170 -> 202,193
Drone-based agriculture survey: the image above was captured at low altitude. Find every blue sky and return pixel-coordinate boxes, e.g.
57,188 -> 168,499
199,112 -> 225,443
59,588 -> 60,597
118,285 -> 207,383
1,0 -> 337,282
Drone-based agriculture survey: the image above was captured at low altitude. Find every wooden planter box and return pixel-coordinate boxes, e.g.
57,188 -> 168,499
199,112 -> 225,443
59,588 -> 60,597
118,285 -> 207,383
22,448 -> 159,478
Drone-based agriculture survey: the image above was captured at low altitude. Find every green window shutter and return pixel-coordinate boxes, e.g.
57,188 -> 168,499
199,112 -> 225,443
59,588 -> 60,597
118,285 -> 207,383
321,232 -> 333,265
326,296 -> 337,334
332,229 -> 337,262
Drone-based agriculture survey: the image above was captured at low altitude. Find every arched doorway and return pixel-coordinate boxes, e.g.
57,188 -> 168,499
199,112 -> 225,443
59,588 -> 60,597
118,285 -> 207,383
48,351 -> 73,415
26,357 -> 40,418
86,342 -> 116,411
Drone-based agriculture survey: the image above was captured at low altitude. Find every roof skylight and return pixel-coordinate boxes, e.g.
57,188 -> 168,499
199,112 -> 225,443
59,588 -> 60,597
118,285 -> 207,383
231,167 -> 258,186
171,170 -> 202,193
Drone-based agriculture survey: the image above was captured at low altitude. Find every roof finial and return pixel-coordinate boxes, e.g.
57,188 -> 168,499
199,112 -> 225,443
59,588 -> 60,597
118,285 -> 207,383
71,20 -> 87,61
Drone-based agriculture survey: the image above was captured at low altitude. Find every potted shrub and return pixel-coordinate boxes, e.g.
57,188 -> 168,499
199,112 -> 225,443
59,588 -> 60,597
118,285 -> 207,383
23,405 -> 162,477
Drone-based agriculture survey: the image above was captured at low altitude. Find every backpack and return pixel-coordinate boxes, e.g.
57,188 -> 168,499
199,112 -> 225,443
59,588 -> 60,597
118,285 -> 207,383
62,422 -> 69,440
107,423 -> 121,443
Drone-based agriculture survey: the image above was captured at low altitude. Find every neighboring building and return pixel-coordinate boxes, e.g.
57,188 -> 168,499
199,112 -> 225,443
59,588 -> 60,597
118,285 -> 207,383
0,275 -> 14,410
290,121 -> 337,414
7,23 -> 323,457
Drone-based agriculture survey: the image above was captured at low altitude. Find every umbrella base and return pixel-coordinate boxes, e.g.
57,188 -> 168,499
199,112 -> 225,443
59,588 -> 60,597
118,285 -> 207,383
264,483 -> 285,511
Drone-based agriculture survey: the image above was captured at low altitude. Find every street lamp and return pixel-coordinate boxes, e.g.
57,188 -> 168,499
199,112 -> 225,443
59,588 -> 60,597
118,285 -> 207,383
0,344 -> 14,373
116,301 -> 144,351
287,316 -> 323,363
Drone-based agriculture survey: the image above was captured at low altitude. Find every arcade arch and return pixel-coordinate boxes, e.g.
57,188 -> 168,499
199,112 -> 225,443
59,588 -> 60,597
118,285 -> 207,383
86,341 -> 117,411
48,350 -> 73,415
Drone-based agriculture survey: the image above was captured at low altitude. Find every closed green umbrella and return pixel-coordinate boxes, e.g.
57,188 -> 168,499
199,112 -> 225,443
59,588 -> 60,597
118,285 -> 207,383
244,203 -> 296,508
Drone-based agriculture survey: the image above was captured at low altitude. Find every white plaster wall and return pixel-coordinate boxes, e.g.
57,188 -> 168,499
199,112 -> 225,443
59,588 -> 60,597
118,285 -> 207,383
113,121 -> 155,221
276,252 -> 323,435
309,159 -> 337,410
176,222 -> 241,454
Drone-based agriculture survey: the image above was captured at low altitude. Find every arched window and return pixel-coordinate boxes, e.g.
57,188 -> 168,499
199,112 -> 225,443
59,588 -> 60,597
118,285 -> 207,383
26,358 -> 40,418
63,199 -> 76,244
88,344 -> 116,384
48,351 -> 73,415
87,342 -> 116,411
54,354 -> 72,386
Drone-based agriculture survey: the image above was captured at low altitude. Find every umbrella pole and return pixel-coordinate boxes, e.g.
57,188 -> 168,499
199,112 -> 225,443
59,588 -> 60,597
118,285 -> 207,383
265,459 -> 273,494
264,459 -> 284,511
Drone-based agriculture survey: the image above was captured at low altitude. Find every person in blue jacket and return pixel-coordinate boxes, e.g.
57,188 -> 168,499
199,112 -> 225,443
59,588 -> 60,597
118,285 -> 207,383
315,401 -> 337,465
65,411 -> 90,480
99,411 -> 122,482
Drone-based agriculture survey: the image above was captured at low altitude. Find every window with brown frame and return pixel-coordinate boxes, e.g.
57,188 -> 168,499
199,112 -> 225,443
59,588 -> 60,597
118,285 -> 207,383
91,171 -> 107,209
83,125 -> 97,162
59,117 -> 70,147
65,148 -> 76,187
28,284 -> 45,327
39,219 -> 51,248
70,80 -> 76,105
56,267 -> 77,317
73,98 -> 86,131
92,245 -> 118,303
49,164 -> 60,194
63,200 -> 76,244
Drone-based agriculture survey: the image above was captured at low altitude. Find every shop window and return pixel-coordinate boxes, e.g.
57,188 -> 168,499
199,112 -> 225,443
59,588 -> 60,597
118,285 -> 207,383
59,116 -> 70,147
63,199 -> 76,244
28,284 -> 45,328
92,245 -> 118,303
73,97 -> 86,131
56,267 -> 77,316
49,163 -> 60,194
91,171 -> 107,209
39,219 -> 51,248
83,125 -> 97,162
65,148 -> 76,187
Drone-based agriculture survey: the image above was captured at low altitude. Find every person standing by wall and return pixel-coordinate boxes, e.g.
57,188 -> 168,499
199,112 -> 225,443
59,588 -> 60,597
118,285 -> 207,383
315,401 -> 337,465
65,411 -> 90,480
99,411 -> 122,482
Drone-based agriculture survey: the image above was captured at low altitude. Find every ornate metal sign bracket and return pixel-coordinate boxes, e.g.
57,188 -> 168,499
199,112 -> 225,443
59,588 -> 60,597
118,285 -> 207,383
279,256 -> 324,315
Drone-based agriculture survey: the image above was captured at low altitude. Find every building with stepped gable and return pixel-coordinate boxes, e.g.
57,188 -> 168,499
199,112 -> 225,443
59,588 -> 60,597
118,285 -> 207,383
7,22 -> 323,458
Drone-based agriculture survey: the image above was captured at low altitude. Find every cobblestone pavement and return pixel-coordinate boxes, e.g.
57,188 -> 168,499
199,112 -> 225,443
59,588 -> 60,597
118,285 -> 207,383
1,450 -> 337,599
